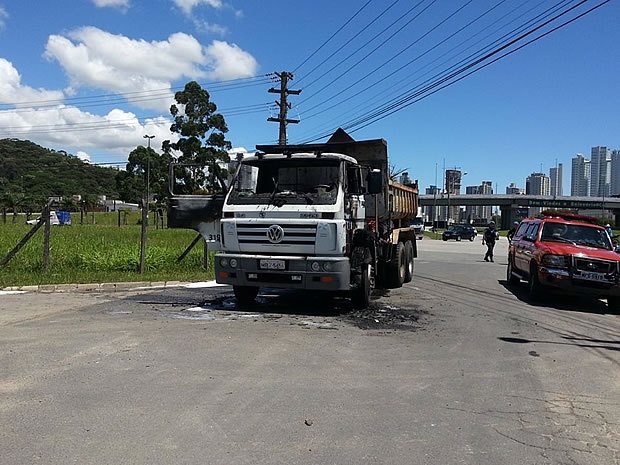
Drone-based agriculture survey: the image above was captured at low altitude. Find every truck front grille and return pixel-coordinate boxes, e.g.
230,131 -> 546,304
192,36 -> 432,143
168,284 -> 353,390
237,223 -> 317,246
573,257 -> 615,274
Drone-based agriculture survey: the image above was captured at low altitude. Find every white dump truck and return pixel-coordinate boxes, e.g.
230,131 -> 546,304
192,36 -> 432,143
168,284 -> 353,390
168,130 -> 420,309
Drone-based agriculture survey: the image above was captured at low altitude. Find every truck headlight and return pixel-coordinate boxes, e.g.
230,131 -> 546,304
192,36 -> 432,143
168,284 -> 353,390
229,258 -> 238,268
220,258 -> 228,267
541,254 -> 567,268
322,262 -> 332,272
311,261 -> 321,272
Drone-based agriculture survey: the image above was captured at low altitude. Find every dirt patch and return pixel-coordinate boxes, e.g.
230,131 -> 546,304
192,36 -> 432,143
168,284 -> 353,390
341,302 -> 427,331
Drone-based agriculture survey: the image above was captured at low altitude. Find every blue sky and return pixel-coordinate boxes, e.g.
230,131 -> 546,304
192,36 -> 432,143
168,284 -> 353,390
0,0 -> 618,194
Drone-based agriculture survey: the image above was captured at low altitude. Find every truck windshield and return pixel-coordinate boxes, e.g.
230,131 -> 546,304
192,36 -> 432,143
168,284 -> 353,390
541,222 -> 612,250
228,158 -> 341,205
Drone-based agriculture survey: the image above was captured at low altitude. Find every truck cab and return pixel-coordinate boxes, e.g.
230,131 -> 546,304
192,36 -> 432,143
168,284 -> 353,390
216,151 -> 368,303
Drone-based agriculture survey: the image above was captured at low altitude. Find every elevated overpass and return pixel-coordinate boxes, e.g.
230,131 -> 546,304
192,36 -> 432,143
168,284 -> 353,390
418,194 -> 620,229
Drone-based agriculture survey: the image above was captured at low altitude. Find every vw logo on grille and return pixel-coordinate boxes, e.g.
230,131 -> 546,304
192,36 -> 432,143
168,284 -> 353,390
586,262 -> 598,270
267,225 -> 284,244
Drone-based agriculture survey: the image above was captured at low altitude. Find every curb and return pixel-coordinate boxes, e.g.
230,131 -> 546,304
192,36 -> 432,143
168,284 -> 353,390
0,280 -> 224,294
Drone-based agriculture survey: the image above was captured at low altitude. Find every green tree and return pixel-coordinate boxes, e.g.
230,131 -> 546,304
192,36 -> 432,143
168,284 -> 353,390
116,145 -> 172,204
163,81 -> 231,194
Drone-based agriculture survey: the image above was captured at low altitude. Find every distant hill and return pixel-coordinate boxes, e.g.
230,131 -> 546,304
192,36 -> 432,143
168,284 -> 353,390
0,139 -> 120,199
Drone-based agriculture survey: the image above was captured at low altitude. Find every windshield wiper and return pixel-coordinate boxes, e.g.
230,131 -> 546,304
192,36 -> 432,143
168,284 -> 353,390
268,177 -> 279,206
543,237 -> 576,245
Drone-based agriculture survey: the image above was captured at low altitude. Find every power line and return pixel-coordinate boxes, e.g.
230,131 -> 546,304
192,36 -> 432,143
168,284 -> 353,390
298,0 -> 606,143
349,0 -> 610,134
297,0 -> 434,101
294,0 -> 575,141
0,75 -> 271,108
292,0 -> 374,75
300,0 -> 497,118
296,0 -> 553,134
295,0 -> 402,85
0,80 -> 272,115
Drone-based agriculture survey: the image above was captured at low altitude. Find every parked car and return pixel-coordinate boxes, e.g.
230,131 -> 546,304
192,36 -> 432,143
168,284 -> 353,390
507,211 -> 620,312
26,211 -> 71,226
411,217 -> 424,240
442,224 -> 477,241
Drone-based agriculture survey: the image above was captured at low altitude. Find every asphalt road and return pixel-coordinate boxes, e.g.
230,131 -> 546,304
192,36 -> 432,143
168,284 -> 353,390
1,238 -> 619,465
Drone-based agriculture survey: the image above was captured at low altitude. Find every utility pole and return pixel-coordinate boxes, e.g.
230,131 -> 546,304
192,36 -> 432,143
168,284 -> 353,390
267,71 -> 301,145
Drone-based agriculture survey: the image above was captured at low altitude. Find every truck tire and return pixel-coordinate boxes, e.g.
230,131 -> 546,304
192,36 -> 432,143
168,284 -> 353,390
233,286 -> 259,305
404,240 -> 414,283
351,262 -> 371,309
386,242 -> 406,288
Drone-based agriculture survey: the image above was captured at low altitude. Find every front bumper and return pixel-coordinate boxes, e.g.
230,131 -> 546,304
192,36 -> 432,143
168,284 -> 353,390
538,267 -> 620,297
215,254 -> 350,291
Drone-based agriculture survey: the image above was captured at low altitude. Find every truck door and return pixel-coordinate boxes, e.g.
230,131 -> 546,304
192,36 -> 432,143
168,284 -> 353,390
516,222 -> 539,272
346,164 -> 366,231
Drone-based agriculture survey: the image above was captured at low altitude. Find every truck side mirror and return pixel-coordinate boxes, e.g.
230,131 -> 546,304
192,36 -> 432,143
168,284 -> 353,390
367,170 -> 383,195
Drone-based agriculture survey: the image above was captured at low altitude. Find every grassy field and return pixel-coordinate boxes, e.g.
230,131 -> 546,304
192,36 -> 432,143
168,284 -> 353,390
0,223 -> 214,287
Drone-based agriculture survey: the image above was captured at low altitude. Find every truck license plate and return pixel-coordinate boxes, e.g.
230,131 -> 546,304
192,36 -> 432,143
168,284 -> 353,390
260,259 -> 285,270
580,271 -> 607,282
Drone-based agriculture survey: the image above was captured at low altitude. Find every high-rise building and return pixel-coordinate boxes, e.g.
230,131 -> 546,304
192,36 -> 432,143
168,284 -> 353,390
506,183 -> 524,195
526,173 -> 550,195
464,185 -> 479,221
610,150 -> 620,196
463,182 -> 493,221
571,153 -> 590,197
549,163 -> 563,196
590,146 -> 611,197
444,169 -> 462,223
479,181 -> 493,220
423,185 -> 440,224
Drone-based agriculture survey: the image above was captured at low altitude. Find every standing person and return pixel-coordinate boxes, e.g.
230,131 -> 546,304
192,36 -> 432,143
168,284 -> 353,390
606,223 -> 613,239
482,220 -> 499,262
507,221 -> 519,243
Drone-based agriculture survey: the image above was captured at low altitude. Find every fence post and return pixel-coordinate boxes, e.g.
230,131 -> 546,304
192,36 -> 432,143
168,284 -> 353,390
43,207 -> 51,271
118,209 -> 121,228
139,199 -> 147,273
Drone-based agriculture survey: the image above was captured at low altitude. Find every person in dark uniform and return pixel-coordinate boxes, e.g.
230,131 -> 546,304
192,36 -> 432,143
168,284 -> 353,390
482,220 -> 499,262
507,221 -> 519,243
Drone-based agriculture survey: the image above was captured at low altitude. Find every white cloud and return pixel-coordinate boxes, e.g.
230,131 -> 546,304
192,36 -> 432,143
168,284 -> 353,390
192,19 -> 228,36
44,27 -> 258,110
203,40 -> 257,80
173,0 -> 223,15
92,0 -> 130,9
0,58 -> 176,160
0,105 -> 176,158
0,7 -> 8,32
76,151 -> 91,162
0,58 -> 65,106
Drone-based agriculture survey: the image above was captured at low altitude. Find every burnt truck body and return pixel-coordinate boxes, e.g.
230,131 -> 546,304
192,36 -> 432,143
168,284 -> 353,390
168,132 -> 419,308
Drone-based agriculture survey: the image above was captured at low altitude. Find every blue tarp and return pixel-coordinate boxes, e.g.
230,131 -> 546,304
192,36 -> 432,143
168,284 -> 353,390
56,211 -> 71,225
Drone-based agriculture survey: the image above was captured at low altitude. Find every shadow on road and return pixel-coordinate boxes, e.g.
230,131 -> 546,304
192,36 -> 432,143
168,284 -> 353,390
498,336 -> 620,353
498,280 -> 614,315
